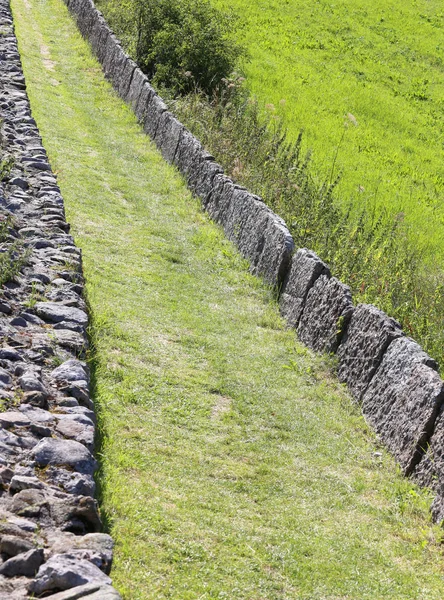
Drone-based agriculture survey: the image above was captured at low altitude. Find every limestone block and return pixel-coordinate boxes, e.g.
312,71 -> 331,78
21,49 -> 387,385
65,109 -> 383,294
102,34 -> 120,78
193,159 -> 224,202
174,129 -> 207,183
280,248 -> 330,328
361,336 -> 443,474
126,67 -> 149,113
118,56 -> 137,102
142,92 -> 168,140
204,173 -> 236,224
90,16 -> 111,64
154,111 -> 185,164
133,81 -> 155,124
337,303 -> 403,401
297,275 -> 353,353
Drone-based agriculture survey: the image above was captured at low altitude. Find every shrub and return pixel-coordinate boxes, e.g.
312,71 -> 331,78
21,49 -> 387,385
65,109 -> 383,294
98,0 -> 245,96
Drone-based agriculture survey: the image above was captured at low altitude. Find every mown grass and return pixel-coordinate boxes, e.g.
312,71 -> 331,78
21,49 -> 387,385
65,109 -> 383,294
11,0 -> 444,598
210,0 -> 444,267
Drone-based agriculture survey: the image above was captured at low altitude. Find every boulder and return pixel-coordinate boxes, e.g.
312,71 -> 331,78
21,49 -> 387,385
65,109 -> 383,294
28,554 -> 111,596
31,438 -> 96,475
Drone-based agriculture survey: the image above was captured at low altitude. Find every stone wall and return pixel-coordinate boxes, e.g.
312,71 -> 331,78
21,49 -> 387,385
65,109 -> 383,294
0,0 -> 121,597
62,0 -> 444,523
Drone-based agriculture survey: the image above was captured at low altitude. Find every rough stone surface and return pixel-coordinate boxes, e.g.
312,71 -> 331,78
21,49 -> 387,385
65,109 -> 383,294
154,110 -> 185,164
0,548 -> 43,577
126,66 -> 149,113
28,554 -> 111,596
297,275 -> 353,353
35,302 -> 88,326
142,91 -> 168,140
280,248 -> 331,328
412,408 -> 444,522
361,337 -> 444,474
337,304 -> 404,401
32,438 -> 96,474
42,583 -> 121,599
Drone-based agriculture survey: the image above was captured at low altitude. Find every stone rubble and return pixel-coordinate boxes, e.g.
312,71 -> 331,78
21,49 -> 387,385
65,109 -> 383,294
0,0 -> 120,596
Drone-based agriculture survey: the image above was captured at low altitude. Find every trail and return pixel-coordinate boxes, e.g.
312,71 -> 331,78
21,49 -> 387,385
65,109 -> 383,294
10,0 -> 444,598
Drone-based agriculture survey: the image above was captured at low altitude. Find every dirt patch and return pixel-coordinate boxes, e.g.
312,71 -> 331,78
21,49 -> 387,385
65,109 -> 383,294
211,395 -> 232,420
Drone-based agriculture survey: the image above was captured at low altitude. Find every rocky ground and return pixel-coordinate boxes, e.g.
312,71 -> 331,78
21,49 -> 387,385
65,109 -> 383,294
0,0 -> 120,597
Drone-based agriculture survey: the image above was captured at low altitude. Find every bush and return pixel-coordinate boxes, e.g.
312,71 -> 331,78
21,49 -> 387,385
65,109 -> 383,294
98,0 -> 245,96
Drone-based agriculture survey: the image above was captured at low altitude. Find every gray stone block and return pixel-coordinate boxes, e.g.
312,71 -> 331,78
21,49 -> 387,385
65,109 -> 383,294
102,33 -> 120,78
42,583 -> 122,599
77,0 -> 97,40
154,111 -> 185,164
90,16 -> 110,64
134,81 -> 155,124
220,188 -> 293,286
106,45 -> 134,99
126,67 -> 149,113
297,275 -> 353,353
361,336 -> 443,474
280,248 -> 330,328
174,129 -> 207,183
193,159 -> 224,202
204,173 -> 236,224
337,304 -> 404,401
412,408 -> 444,522
142,92 -> 168,139
118,56 -> 137,102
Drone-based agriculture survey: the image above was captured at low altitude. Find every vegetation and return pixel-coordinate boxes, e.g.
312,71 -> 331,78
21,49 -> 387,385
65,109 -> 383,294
168,81 -> 444,367
99,0 -> 244,95
210,0 -> 444,265
11,0 -> 444,598
96,0 -> 444,368
0,214 -> 28,286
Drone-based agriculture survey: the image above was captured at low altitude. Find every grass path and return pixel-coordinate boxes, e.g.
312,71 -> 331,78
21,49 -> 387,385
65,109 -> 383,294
10,0 -> 444,597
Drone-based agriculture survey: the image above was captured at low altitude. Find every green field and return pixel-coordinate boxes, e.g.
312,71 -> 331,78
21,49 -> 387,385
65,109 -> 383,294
212,0 -> 444,265
11,0 -> 444,597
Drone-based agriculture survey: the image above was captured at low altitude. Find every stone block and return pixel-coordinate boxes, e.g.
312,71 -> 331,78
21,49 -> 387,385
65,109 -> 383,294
280,248 -> 330,328
337,303 -> 404,401
297,275 -> 353,353
133,81 -> 155,124
90,16 -> 110,64
77,0 -> 97,40
193,159 -> 224,202
154,111 -> 185,164
173,129 -> 207,183
142,92 -> 168,139
102,34 -> 120,78
220,188 -> 293,286
412,407 -> 444,522
126,67 -> 149,113
118,56 -> 137,102
361,336 -> 443,474
204,173 -> 236,224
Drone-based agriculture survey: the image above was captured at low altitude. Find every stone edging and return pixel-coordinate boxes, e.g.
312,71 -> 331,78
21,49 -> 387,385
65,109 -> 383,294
63,0 -> 444,523
0,0 -> 121,597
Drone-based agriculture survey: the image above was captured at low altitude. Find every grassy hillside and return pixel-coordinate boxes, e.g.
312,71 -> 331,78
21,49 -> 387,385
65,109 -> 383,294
211,0 -> 444,266
11,0 -> 444,598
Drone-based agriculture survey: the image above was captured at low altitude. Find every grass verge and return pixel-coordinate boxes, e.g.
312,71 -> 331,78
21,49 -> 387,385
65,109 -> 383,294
11,0 -> 444,598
